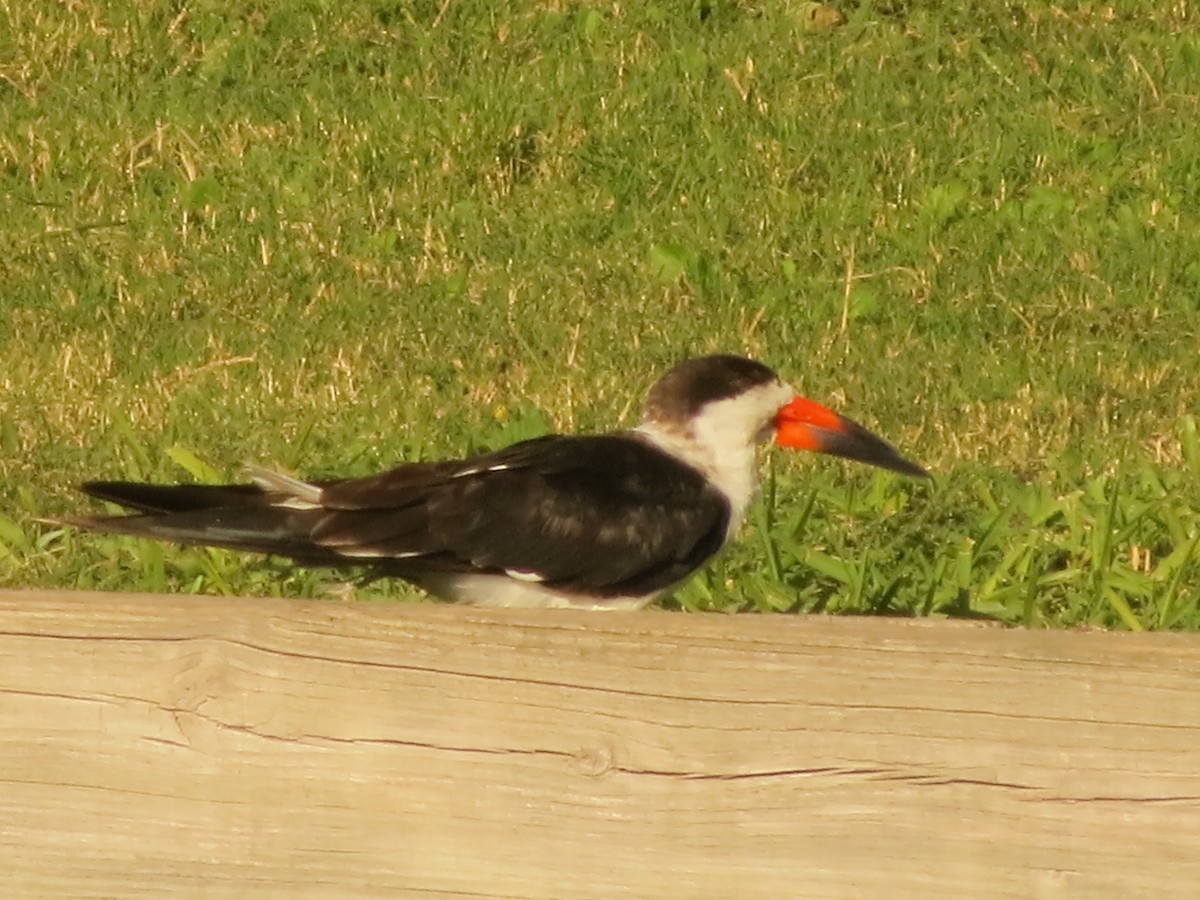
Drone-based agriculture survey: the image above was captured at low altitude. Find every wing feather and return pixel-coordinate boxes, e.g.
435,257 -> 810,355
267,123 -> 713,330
322,435 -> 730,595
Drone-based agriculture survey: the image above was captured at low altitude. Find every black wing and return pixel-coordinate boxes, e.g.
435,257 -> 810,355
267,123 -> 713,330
72,434 -> 731,597
314,435 -> 731,596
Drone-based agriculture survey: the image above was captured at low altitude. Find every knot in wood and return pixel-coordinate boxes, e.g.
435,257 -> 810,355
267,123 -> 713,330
575,740 -> 615,777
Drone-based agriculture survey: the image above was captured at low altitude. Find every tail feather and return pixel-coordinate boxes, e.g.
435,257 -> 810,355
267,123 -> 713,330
70,480 -> 342,565
81,481 -> 270,515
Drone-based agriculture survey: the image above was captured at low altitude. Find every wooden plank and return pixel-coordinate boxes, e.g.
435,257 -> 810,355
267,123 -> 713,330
1,588 -> 1198,898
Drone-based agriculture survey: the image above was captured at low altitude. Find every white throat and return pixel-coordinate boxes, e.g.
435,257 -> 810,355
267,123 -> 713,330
635,380 -> 794,537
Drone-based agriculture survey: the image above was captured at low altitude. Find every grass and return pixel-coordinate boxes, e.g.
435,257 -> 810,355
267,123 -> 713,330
1,0 -> 1198,628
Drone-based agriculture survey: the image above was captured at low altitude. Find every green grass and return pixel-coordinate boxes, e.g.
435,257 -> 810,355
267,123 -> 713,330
2,0 -> 1198,628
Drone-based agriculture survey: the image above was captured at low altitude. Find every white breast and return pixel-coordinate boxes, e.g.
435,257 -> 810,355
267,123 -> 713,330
411,572 -> 657,610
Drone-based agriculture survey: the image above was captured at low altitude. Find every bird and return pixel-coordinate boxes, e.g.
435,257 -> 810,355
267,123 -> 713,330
64,355 -> 928,610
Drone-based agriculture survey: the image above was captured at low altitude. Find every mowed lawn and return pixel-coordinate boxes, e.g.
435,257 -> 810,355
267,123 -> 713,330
2,1 -> 1198,627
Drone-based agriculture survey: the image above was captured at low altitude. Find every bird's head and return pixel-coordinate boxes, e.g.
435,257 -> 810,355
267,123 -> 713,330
644,355 -> 929,479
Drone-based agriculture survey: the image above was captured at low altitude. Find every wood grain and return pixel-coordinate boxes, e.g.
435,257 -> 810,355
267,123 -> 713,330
1,589 -> 1198,898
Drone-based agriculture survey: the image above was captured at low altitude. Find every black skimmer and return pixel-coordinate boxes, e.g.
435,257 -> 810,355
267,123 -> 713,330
65,355 -> 928,609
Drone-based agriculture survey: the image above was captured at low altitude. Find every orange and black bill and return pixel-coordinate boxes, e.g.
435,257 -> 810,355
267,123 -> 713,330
774,397 -> 930,479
